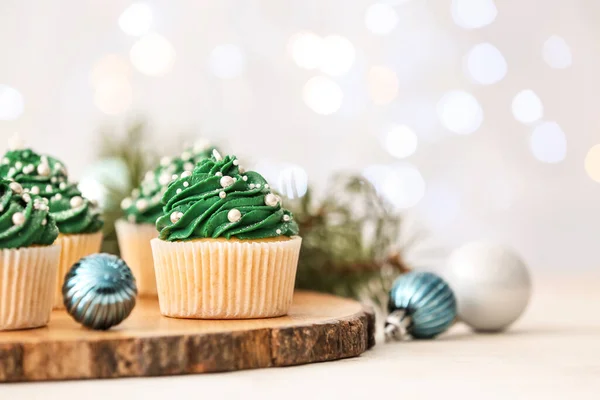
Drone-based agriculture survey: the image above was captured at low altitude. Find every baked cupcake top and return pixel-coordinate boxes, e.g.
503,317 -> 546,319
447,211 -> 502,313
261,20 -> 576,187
0,179 -> 59,248
0,149 -> 103,235
156,150 -> 299,241
121,141 -> 217,225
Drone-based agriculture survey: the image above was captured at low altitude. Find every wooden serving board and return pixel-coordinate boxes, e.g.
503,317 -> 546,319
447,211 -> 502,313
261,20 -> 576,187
0,291 -> 375,382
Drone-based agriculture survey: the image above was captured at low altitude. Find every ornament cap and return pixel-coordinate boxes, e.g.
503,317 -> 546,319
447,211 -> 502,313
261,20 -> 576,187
384,310 -> 412,342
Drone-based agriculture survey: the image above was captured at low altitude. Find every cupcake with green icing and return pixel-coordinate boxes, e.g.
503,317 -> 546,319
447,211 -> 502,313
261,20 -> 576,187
0,145 -> 104,309
0,179 -> 61,330
115,140 -> 217,297
150,150 -> 302,319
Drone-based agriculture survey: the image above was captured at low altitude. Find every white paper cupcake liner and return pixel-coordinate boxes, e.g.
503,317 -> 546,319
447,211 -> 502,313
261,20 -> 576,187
151,236 -> 302,319
53,231 -> 103,309
115,220 -> 159,297
0,245 -> 61,331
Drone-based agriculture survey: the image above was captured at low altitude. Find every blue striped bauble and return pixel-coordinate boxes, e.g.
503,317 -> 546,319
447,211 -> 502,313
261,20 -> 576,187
386,271 -> 457,340
62,253 -> 137,330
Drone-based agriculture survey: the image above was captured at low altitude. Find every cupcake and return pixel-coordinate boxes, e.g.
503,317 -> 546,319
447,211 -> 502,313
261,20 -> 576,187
0,179 -> 60,330
117,141 -> 217,296
0,148 -> 104,309
151,150 -> 301,319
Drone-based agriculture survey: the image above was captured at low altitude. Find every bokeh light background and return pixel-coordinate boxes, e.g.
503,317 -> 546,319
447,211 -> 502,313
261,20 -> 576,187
1,0 -> 599,271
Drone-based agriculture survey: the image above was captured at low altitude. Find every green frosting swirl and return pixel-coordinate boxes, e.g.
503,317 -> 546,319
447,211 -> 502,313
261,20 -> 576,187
0,179 -> 59,248
121,142 -> 218,225
0,149 -> 103,235
156,151 -> 299,241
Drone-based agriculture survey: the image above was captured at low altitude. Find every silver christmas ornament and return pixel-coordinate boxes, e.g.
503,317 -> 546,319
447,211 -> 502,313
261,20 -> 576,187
63,253 -> 137,330
385,271 -> 457,341
442,241 -> 531,332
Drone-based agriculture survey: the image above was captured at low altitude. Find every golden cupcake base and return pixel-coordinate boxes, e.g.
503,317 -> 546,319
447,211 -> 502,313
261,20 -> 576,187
0,245 -> 60,331
115,220 -> 159,297
151,236 -> 302,319
53,232 -> 103,309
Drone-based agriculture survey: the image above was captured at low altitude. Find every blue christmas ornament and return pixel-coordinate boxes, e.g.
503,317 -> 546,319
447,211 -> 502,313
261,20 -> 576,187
385,271 -> 457,341
63,253 -> 137,330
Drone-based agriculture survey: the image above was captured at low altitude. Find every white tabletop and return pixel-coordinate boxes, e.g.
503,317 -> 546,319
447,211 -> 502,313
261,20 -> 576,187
2,273 -> 599,400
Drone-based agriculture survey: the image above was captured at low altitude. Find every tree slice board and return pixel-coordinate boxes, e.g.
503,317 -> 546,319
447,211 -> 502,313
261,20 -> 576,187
0,291 -> 375,382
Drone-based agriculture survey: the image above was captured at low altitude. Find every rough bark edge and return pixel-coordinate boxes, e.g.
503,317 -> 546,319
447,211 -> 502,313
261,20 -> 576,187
0,307 -> 375,382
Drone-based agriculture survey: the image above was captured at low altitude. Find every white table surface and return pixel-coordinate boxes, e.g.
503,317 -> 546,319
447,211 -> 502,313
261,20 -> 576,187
2,273 -> 599,400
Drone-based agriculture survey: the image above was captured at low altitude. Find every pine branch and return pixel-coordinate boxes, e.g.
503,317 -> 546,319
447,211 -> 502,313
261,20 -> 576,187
288,173 -> 413,303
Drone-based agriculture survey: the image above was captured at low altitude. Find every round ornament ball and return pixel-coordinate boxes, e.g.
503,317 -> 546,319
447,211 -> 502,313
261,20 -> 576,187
442,241 -> 531,332
385,271 -> 457,341
63,253 -> 137,330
